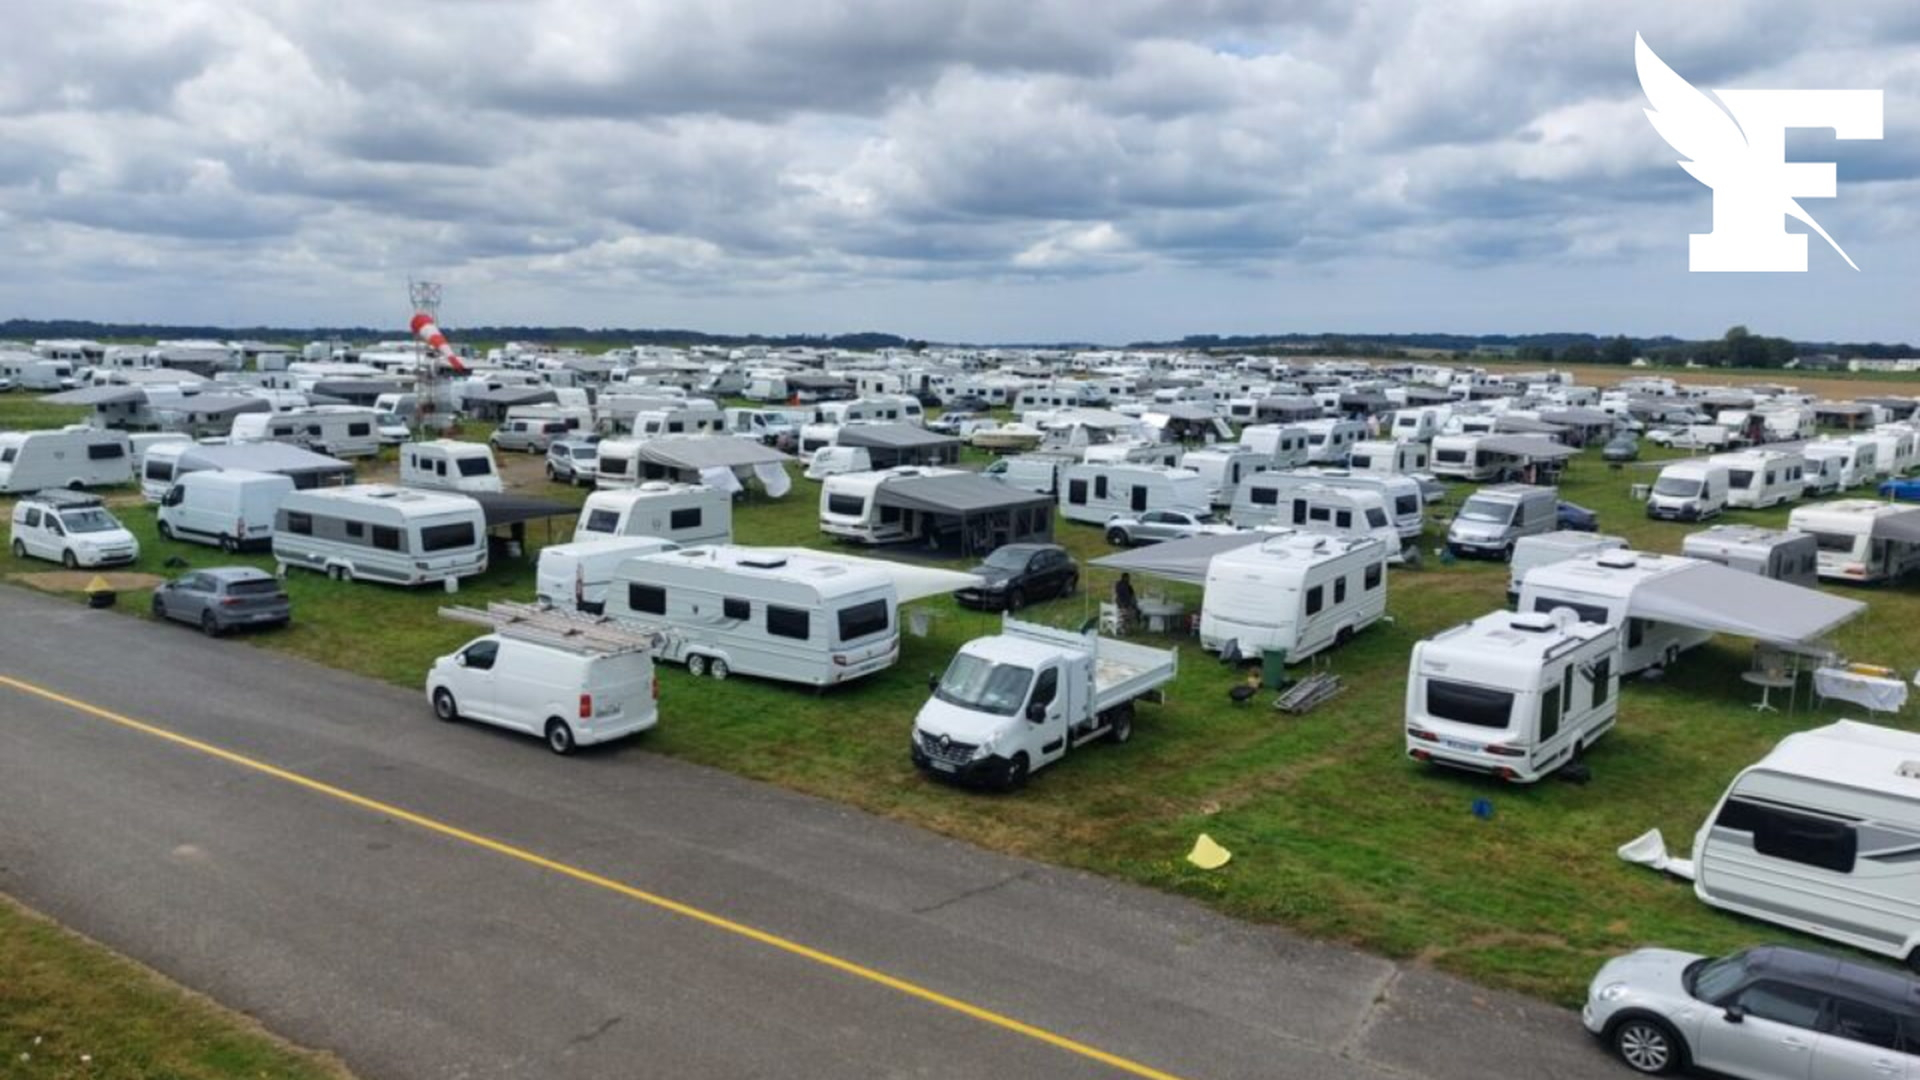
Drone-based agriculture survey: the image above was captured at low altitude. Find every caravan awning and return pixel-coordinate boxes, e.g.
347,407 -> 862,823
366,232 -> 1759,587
1625,563 -> 1865,644
469,492 -> 578,529
1476,435 -> 1577,461
40,386 -> 146,406
874,473 -> 1052,516
1494,416 -> 1571,437
1540,407 -> 1618,428
633,437 -> 792,470
765,548 -> 980,603
1089,532 -> 1265,586
834,424 -> 960,452
178,443 -> 353,480
1872,507 -> 1920,545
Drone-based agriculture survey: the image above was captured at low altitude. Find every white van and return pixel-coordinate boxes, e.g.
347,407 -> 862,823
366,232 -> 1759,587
1445,484 -> 1560,560
273,485 -> 488,587
1645,460 -> 1729,522
536,536 -> 680,615
428,612 -> 659,755
606,545 -> 900,687
8,491 -> 139,567
1198,531 -> 1388,663
1517,549 -> 1714,674
1710,450 -> 1804,509
1682,524 -> 1819,587
157,470 -> 294,552
1508,530 -> 1628,602
0,426 -> 133,493
400,440 -> 504,494
1789,500 -> 1920,584
573,483 -> 732,547
1405,609 -> 1619,784
1059,463 -> 1209,526
1237,424 -> 1311,468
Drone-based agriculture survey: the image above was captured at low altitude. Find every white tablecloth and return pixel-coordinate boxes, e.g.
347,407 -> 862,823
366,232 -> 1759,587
1814,668 -> 1909,713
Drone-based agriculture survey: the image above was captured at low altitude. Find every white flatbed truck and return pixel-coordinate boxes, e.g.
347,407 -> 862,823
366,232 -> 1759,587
912,615 -> 1178,789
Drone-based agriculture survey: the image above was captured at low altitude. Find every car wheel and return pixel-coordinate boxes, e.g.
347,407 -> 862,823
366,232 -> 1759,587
545,718 -> 577,755
1001,753 -> 1030,792
1610,1017 -> 1681,1075
61,549 -> 77,569
710,658 -> 730,681
1107,707 -> 1133,744
1105,527 -> 1129,546
1007,588 -> 1026,612
157,521 -> 174,541
200,611 -> 222,638
1059,574 -> 1077,598
686,654 -> 708,677
10,539 -> 23,559
219,534 -> 239,553
432,688 -> 459,722
151,596 -> 166,620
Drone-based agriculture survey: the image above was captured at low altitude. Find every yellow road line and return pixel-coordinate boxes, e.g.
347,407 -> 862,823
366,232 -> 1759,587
0,674 -> 1189,1080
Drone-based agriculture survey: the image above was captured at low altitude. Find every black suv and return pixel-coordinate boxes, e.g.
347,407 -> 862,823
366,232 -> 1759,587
956,543 -> 1078,611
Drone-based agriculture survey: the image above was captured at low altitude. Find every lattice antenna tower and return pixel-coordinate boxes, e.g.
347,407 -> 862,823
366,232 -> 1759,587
408,278 -> 452,432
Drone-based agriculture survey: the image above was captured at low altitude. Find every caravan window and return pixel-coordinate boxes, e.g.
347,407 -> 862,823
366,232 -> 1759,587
457,457 -> 491,477
723,597 -> 749,620
1728,469 -> 1755,489
347,423 -> 371,437
836,600 -> 889,643
1589,658 -> 1611,707
827,494 -> 864,516
1540,680 -> 1562,740
345,521 -> 365,539
1365,508 -> 1387,528
628,584 -> 666,615
372,526 -> 402,552
87,442 -> 124,460
420,522 -> 476,552
1426,681 -> 1514,729
1334,577 -> 1347,604
1395,495 -> 1420,517
1812,531 -> 1854,552
1305,585 -> 1324,615
767,605 -> 810,640
1250,486 -> 1277,506
1094,476 -> 1109,499
1715,799 -> 1858,873
145,459 -> 171,482
669,507 -> 702,531
286,511 -> 313,535
584,509 -> 620,533
1067,479 -> 1087,505
1364,563 -> 1383,590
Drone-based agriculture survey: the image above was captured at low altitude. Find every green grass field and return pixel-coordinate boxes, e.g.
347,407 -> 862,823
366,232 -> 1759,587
3,411 -> 1915,1007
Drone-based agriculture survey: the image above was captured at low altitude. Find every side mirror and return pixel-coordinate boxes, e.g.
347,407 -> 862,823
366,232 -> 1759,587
1026,702 -> 1047,724
926,673 -> 938,692
1722,1006 -> 1745,1025
455,653 -> 469,668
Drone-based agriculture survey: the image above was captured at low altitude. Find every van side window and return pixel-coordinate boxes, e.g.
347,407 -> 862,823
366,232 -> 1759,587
1715,799 -> 1858,873
1094,476 -> 1108,499
723,597 -> 749,621
22,508 -> 40,527
286,511 -> 313,535
1305,585 -> 1324,616
1540,680 -> 1561,740
628,584 -> 666,615
767,605 -> 810,640
462,640 -> 499,671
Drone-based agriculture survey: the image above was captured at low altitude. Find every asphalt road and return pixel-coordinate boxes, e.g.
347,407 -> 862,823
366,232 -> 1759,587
0,585 -> 1622,1080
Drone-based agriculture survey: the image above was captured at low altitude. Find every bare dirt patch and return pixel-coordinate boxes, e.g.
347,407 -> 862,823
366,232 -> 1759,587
9,571 -> 166,592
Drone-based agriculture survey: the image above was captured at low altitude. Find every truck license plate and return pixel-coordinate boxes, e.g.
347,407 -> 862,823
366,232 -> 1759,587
930,760 -> 955,773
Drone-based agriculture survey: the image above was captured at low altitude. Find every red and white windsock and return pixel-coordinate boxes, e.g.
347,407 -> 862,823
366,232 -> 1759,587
410,312 -> 468,373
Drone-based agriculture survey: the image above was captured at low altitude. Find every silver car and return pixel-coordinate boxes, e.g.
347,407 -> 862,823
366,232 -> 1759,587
490,418 -> 571,454
1103,507 -> 1237,547
1583,944 -> 1920,1076
151,567 -> 292,637
545,436 -> 601,486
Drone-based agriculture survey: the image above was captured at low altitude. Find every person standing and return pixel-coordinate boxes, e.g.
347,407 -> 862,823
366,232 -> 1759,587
1113,572 -> 1139,631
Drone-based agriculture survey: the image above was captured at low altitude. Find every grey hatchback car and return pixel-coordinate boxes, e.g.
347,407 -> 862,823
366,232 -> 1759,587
151,567 -> 292,636
1584,944 -> 1920,1076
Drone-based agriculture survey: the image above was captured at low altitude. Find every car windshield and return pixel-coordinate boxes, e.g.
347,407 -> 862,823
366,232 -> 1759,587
934,654 -> 1033,717
1457,498 -> 1513,524
572,446 -> 597,459
983,548 -> 1033,571
60,509 -> 120,534
1654,476 -> 1701,497
1686,953 -> 1751,1002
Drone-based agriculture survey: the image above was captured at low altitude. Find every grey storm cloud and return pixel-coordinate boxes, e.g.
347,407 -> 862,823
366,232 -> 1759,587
0,0 -> 1915,339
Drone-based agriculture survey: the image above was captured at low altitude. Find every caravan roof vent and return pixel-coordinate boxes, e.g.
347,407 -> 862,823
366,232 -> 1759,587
737,555 -> 789,570
1595,551 -> 1639,569
639,482 -> 671,492
1509,612 -> 1556,633
1898,761 -> 1920,781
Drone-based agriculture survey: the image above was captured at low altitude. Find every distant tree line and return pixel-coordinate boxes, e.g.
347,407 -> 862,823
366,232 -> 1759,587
1145,328 -> 1916,370
0,318 -> 911,351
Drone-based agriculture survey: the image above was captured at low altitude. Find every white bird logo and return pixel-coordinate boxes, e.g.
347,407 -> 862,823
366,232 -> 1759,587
1636,33 -> 1859,270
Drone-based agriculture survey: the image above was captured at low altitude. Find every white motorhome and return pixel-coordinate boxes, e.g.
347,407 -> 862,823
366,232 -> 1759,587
1405,609 -> 1620,784
574,483 -> 732,547
1804,438 -> 1877,490
1517,550 -> 1714,674
1682,524 -> 1819,587
535,536 -> 679,615
1298,418 -> 1367,464
722,408 -> 796,446
1198,531 -> 1388,662
819,466 -> 965,544
0,426 -> 133,493
1645,460 -> 1729,522
1710,449 -> 1805,509
400,440 -> 503,494
1508,531 -> 1628,602
273,485 -> 488,587
606,545 -> 900,687
157,469 -> 295,552
1789,500 -> 1920,584
1058,463 -> 1209,526
1429,434 -> 1499,481
1177,445 -> 1271,507
1346,439 -> 1429,478
1237,424 -> 1312,468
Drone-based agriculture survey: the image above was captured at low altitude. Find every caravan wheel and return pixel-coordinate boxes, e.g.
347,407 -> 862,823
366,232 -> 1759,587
709,658 -> 730,681
157,521 -> 174,541
219,534 -> 239,553
686,654 -> 708,677
10,539 -> 23,559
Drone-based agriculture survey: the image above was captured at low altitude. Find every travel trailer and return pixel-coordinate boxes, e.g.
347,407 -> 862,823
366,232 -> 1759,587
0,354 -> 79,391
1508,531 -> 1628,603
1237,424 -> 1312,468
804,446 -> 873,480
1645,460 -> 1729,522
1405,608 -> 1620,784
1850,431 -> 1899,480
231,406 -> 381,458
819,466 -> 966,544
535,536 -> 679,615
1298,418 -> 1367,464
1058,463 -> 1209,526
1177,445 -> 1272,506
980,454 -> 1066,495
573,483 -> 732,547
1804,437 -> 1879,489
1445,484 -> 1559,560
1864,425 -> 1919,478
590,437 -> 648,488
1198,531 -> 1389,663
1710,449 -> 1805,509
628,402 -> 727,439
606,545 -> 900,687
1517,550 -> 1714,674
1429,434 -> 1499,481
273,485 -> 488,587
400,440 -> 503,494
1788,500 -> 1920,584
1389,407 -> 1446,444
0,426 -> 133,493
1265,468 -> 1425,540
157,470 -> 295,552
1682,524 -> 1819,587
1346,439 -> 1429,478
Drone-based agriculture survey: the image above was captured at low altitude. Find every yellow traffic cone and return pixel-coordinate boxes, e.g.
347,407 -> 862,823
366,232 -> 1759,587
1187,833 -> 1232,870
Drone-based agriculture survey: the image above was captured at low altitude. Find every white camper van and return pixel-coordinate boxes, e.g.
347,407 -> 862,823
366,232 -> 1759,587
400,440 -> 503,494
1682,524 -> 1820,587
1850,431 -> 1897,480
8,491 -> 139,567
1446,484 -> 1560,560
1517,550 -> 1714,674
1238,424 -> 1311,468
1429,434 -> 1499,481
535,536 -> 679,615
273,485 -> 488,587
574,483 -> 732,547
1645,460 -> 1729,522
1405,609 -> 1620,784
157,470 -> 295,552
1058,463 -> 1209,526
606,545 -> 899,687
1298,418 -> 1367,464
1789,500 -> 1920,584
1198,531 -> 1388,662
0,426 -> 133,493
1177,445 -> 1271,506
1508,531 -> 1628,602
1710,449 -> 1805,509
1686,721 -> 1920,967
1389,407 -> 1446,444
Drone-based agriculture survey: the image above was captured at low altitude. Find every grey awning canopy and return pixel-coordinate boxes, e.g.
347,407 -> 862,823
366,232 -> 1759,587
1494,416 -> 1571,436
162,394 -> 270,417
1815,402 -> 1874,417
177,443 -> 354,484
463,386 -> 558,406
469,491 -> 578,528
1089,531 -> 1265,586
1540,407 -> 1618,428
1148,403 -> 1217,422
834,424 -> 960,451
874,473 -> 1052,516
1872,507 -> 1920,545
1623,563 -> 1865,644
1476,435 -> 1577,460
41,385 -> 148,406
634,436 -> 791,470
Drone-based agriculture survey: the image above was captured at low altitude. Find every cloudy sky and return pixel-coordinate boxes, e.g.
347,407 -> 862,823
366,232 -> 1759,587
2,0 -> 1917,343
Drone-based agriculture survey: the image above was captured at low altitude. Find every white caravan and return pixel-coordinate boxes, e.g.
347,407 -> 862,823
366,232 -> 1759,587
1058,463 -> 1209,526
1804,438 -> 1877,489
0,354 -> 79,391
1517,550 -> 1714,674
1789,500 -> 1920,584
1198,531 -> 1388,662
1508,531 -> 1628,602
1645,460 -> 1729,522
157,470 -> 295,552
1850,431 -> 1898,480
1389,407 -> 1446,443
232,406 -> 380,458
273,485 -> 488,587
1255,468 -> 1425,540
0,426 -> 133,493
590,437 -> 647,488
1682,524 -> 1819,587
1686,721 -> 1920,966
819,466 -> 965,544
1177,445 -> 1272,507
629,402 -> 727,439
1346,439 -> 1429,478
1237,424 -> 1312,468
1298,418 -> 1367,464
1864,426 -> 1919,477
1429,434 -> 1500,481
606,545 -> 899,688
400,440 -> 503,494
1710,450 -> 1805,509
1405,609 -> 1620,784
980,454 -> 1066,495
574,483 -> 732,547
535,536 -> 679,615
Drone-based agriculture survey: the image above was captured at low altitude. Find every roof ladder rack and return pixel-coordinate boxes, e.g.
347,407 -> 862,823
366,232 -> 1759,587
438,601 -> 666,657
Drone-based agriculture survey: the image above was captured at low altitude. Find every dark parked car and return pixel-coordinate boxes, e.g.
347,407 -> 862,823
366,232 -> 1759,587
944,394 -> 990,413
955,543 -> 1078,612
1557,501 -> 1599,532
1601,433 -> 1640,462
151,567 -> 292,636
